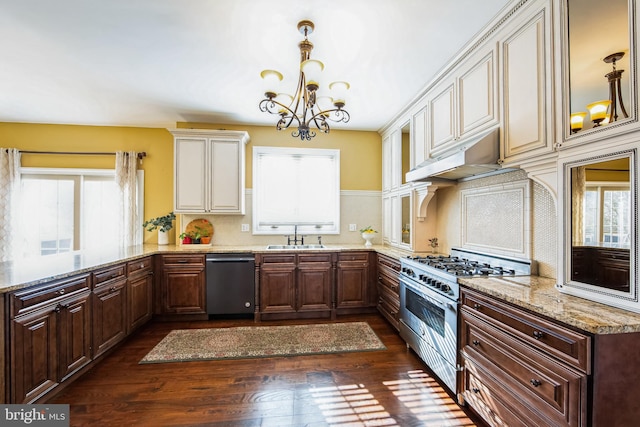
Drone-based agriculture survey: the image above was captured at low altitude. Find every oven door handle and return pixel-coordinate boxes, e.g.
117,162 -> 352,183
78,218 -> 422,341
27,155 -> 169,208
401,278 -> 457,312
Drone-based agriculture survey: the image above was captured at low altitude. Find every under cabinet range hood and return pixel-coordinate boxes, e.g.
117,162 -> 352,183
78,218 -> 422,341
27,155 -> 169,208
406,127 -> 504,182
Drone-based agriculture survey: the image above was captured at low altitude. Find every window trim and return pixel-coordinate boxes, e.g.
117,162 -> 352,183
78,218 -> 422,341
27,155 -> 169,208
19,167 -> 144,253
584,181 -> 631,245
252,146 -> 340,235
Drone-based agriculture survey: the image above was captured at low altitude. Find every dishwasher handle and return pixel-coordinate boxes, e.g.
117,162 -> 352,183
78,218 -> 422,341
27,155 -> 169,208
206,255 -> 255,263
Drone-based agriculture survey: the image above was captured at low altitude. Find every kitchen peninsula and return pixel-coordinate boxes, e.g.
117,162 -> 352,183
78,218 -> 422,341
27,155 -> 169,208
3,243 -> 640,427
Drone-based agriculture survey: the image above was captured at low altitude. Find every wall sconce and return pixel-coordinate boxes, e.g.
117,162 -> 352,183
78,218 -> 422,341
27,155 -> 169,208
570,112 -> 587,133
587,100 -> 611,126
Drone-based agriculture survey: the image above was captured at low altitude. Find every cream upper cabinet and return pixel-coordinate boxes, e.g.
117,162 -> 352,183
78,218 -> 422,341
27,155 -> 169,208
429,78 -> 456,154
382,127 -> 408,192
382,134 -> 392,193
171,129 -> 249,214
428,47 -> 498,157
411,105 -> 428,168
499,0 -> 554,164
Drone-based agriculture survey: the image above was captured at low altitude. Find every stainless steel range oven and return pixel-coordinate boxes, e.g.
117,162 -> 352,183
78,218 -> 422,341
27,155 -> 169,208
399,248 -> 535,394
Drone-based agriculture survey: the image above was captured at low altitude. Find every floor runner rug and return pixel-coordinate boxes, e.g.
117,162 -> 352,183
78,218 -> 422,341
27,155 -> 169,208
139,322 -> 386,364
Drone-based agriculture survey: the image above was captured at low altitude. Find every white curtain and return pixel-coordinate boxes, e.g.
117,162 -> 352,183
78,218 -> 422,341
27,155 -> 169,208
115,151 -> 142,246
571,166 -> 586,245
0,148 -> 21,261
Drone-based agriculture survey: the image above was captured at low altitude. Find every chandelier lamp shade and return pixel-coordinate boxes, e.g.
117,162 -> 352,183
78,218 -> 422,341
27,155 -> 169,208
570,51 -> 629,133
259,20 -> 351,140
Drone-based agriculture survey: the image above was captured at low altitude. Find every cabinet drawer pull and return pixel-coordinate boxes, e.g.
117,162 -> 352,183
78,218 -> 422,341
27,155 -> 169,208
57,288 -> 66,295
532,330 -> 544,340
109,286 -> 117,292
54,304 -> 63,313
472,340 -> 480,346
177,260 -> 188,263
472,387 -> 480,394
473,303 -> 481,310
530,379 -> 542,387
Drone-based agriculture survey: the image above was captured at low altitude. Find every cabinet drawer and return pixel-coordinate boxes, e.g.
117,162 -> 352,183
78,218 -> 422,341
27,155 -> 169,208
462,310 -> 585,426
377,254 -> 400,276
461,288 -> 590,373
259,254 -> 296,265
10,274 -> 91,317
377,297 -> 399,330
298,253 -> 333,264
377,270 -> 399,296
127,257 -> 153,276
339,252 -> 370,263
160,254 -> 205,266
464,359 -> 546,427
93,264 -> 126,287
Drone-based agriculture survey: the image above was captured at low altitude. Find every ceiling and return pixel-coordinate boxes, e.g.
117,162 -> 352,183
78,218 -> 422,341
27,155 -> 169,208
0,0 -> 513,132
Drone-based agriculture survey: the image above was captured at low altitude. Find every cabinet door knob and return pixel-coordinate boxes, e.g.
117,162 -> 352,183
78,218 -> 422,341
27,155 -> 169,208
532,330 -> 544,340
530,379 -> 542,387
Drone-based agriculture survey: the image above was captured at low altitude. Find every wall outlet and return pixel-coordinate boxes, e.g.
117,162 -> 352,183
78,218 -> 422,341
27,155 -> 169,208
241,224 -> 250,232
349,224 -> 357,232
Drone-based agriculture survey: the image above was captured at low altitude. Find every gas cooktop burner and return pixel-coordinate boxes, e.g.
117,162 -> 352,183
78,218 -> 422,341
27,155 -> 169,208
406,255 -> 516,276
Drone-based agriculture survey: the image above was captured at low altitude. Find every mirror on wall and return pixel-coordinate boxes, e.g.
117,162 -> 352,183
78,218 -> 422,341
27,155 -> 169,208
401,122 -> 411,185
566,0 -> 632,134
401,194 -> 411,245
568,152 -> 634,294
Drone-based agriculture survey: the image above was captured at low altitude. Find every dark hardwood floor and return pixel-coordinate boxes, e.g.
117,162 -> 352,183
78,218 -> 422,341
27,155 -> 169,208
51,314 -> 483,426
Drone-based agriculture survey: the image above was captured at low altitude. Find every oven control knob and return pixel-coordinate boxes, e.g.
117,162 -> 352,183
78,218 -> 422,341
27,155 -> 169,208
419,274 -> 425,281
441,284 -> 450,293
433,281 -> 441,288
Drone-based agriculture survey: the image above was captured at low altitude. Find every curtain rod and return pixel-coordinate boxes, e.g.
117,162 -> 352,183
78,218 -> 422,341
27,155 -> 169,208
15,150 -> 147,160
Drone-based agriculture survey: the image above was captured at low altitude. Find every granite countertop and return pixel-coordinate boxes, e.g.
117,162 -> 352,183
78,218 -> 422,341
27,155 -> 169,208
0,243 -> 413,293
459,275 -> 640,335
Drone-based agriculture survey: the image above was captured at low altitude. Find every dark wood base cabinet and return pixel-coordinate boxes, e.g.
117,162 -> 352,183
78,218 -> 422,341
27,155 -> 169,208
336,252 -> 377,315
460,287 -> 640,427
257,251 -> 377,321
257,253 -> 333,320
156,254 -> 206,319
376,253 -> 400,330
9,274 -> 92,403
6,256 -> 156,404
92,264 -> 128,359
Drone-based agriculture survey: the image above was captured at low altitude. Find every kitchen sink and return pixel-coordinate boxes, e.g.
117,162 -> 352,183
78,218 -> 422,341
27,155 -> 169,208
266,244 -> 326,250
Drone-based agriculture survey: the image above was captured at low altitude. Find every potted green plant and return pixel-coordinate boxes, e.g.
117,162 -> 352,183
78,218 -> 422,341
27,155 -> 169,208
142,212 -> 176,245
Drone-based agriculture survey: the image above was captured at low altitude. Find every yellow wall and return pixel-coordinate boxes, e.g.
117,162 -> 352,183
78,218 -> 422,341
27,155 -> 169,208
0,123 -> 174,243
1,121 -> 382,243
176,123 -> 382,191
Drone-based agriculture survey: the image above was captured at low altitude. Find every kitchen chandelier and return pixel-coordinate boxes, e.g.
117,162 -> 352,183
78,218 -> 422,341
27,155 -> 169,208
570,51 -> 629,133
259,20 -> 350,141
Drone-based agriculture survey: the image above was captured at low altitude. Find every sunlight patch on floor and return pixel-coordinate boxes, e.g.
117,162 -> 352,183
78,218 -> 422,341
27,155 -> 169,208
310,383 -> 400,426
383,370 -> 477,426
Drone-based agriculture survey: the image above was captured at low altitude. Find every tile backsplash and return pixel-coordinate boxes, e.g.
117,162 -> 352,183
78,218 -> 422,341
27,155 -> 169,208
436,170 -> 557,278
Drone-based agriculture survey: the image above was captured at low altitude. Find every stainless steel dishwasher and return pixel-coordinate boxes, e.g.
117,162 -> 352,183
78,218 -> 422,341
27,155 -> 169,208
206,253 -> 255,316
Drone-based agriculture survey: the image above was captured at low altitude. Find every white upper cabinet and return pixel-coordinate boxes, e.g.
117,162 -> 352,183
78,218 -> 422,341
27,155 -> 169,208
171,129 -> 249,214
427,46 -> 498,158
499,0 -> 554,165
411,105 -> 428,168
